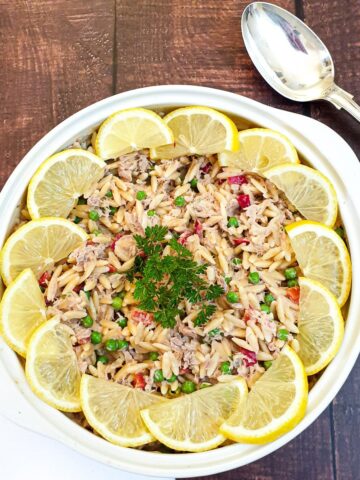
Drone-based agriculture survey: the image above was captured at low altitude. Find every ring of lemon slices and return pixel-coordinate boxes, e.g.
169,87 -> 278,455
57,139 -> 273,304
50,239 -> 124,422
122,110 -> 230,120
0,106 -> 351,451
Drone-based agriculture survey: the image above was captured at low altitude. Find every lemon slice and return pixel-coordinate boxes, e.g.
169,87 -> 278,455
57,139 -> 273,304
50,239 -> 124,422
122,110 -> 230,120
0,217 -> 87,286
297,277 -> 344,375
264,164 -> 338,227
95,108 -> 174,159
0,268 -> 46,357
80,375 -> 166,447
150,106 -> 239,159
218,128 -> 299,172
220,346 -> 307,444
286,221 -> 351,306
141,379 -> 247,452
26,318 -> 81,412
27,149 -> 106,219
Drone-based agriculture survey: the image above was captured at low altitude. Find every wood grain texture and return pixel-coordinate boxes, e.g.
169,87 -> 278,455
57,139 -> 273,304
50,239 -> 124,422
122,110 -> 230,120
0,0 -> 114,188
115,0 -> 301,112
302,0 -> 360,155
0,1 -> 359,479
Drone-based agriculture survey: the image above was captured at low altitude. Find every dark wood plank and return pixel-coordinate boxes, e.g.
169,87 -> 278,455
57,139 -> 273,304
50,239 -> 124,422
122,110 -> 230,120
115,0 -> 301,112
114,2 -> 336,479
303,0 -> 360,157
0,0 -> 114,189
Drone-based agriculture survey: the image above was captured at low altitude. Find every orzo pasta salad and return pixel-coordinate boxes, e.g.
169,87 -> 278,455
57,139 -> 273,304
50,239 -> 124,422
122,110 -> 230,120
0,106 -> 351,451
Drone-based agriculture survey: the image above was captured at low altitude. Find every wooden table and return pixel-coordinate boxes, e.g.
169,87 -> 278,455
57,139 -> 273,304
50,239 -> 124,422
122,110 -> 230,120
1,1 -> 359,479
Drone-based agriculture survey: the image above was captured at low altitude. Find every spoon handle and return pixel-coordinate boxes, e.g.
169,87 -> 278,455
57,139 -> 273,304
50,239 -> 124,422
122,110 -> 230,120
325,85 -> 360,123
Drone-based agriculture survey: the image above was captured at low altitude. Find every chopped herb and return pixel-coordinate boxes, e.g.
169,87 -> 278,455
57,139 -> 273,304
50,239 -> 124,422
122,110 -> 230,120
73,216 -> 81,224
263,360 -> 273,370
105,190 -> 113,198
131,226 -> 224,328
335,226 -> 344,238
225,276 -> 232,285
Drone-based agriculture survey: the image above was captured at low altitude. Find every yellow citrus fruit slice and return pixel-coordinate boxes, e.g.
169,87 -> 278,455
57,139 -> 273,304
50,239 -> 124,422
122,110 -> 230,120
27,149 -> 106,219
220,346 -> 307,444
218,128 -> 299,172
0,268 -> 46,357
297,277 -> 344,375
150,106 -> 239,159
286,220 -> 351,306
95,108 -> 174,159
141,379 -> 248,452
264,163 -> 338,227
0,217 -> 87,286
26,318 -> 81,412
80,375 -> 167,447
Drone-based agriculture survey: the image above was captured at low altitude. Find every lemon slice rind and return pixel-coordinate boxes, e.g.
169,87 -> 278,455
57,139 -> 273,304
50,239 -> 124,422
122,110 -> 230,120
0,268 -> 46,357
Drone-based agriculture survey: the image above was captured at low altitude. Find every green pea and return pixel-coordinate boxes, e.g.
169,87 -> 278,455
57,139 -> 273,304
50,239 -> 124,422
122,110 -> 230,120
81,315 -> 93,328
284,267 -> 297,280
149,351 -> 159,361
248,272 -> 260,284
208,328 -> 221,338
225,276 -> 232,285
97,355 -> 109,364
167,373 -> 177,383
89,210 -> 100,221
260,303 -> 271,314
335,226 -> 344,238
105,339 -> 118,352
181,381 -> 196,394
105,190 -> 113,198
73,216 -> 81,224
90,331 -> 102,344
264,293 -> 275,305
227,217 -> 239,228
154,369 -> 164,382
200,382 -> 212,389
78,196 -> 87,205
226,291 -> 239,303
277,328 -> 289,341
220,361 -> 232,374
84,290 -> 91,300
117,317 -> 127,328
190,178 -> 198,190
287,279 -> 299,287
232,258 -> 242,265
109,206 -> 117,215
117,339 -> 129,350
112,296 -> 123,311
263,360 -> 273,370
174,196 -> 186,207
136,190 -> 147,201
147,209 -> 156,217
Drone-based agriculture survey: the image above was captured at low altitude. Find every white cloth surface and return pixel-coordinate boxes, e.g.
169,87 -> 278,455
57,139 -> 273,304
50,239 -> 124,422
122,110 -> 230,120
0,414 -> 167,480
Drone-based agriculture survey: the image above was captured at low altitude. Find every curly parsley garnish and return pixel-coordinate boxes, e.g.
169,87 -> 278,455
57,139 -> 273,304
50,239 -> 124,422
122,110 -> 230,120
128,226 -> 224,328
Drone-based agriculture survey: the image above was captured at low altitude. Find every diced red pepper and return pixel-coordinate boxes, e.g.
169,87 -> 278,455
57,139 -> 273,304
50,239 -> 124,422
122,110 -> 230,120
179,231 -> 192,245
73,282 -> 85,293
132,373 -> 146,389
38,271 -> 51,287
180,367 -> 189,375
194,220 -> 203,237
228,175 -> 248,185
243,310 -> 251,323
239,347 -> 257,367
132,310 -> 154,326
233,237 -> 250,246
138,250 -> 147,258
237,194 -> 251,209
286,286 -> 300,304
110,233 -> 123,251
200,163 -> 212,174
78,337 -> 90,345
108,264 -> 117,273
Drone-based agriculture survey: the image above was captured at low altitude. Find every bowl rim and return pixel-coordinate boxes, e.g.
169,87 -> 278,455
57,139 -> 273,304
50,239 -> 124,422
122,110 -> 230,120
1,85 -> 359,478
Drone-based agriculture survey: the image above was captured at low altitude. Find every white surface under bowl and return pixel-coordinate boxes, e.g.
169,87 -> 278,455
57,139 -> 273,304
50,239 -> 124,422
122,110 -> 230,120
0,85 -> 359,478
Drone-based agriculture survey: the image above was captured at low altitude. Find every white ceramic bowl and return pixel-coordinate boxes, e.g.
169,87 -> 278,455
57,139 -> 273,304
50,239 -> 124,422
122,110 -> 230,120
0,86 -> 359,478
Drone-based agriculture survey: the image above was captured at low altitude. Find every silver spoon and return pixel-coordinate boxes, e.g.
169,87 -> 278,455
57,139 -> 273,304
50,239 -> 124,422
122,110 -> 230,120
241,2 -> 360,122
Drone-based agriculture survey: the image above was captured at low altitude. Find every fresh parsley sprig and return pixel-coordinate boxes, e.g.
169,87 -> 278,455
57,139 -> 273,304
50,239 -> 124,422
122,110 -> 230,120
130,226 -> 224,328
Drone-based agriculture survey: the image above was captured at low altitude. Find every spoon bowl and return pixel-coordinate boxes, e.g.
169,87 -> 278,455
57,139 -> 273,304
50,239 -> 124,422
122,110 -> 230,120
242,2 -> 360,122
